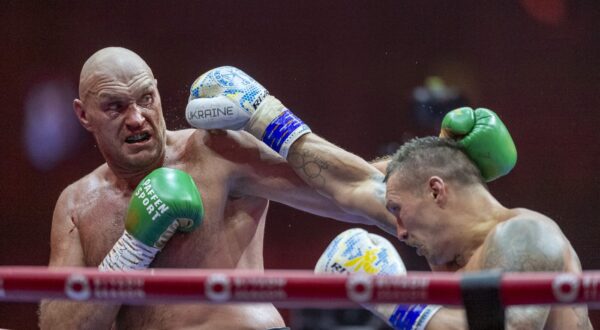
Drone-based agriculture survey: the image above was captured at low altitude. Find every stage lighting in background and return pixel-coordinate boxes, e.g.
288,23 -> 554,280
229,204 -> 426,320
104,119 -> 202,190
377,76 -> 469,157
23,80 -> 85,171
519,0 -> 567,26
411,76 -> 470,131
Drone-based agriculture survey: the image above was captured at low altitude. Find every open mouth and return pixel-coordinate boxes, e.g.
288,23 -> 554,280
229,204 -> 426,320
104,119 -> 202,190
125,132 -> 151,144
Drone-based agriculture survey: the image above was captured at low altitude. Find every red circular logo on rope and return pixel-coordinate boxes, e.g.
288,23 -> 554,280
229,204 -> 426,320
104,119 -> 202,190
205,274 -> 231,302
346,274 -> 373,303
65,274 -> 91,301
552,274 -> 579,303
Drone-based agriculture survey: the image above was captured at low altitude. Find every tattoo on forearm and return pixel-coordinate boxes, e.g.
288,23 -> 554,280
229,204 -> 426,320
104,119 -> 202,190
288,150 -> 332,188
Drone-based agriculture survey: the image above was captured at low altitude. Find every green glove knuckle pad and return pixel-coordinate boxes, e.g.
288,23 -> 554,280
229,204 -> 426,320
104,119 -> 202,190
442,107 -> 475,135
458,108 -> 517,182
126,168 -> 204,246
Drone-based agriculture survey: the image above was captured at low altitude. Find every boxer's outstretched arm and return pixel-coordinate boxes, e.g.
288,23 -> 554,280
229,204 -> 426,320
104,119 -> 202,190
185,67 -> 397,233
224,130 -> 396,235
38,186 -> 121,329
287,134 -> 396,233
186,67 -> 515,236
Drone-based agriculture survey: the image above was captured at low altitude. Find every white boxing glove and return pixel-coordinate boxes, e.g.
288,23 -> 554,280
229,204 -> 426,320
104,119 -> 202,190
185,66 -> 311,158
315,228 -> 406,276
315,228 -> 441,330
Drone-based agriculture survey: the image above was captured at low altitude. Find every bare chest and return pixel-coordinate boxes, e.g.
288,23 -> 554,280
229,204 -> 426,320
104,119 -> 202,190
75,165 -> 267,269
76,192 -> 128,266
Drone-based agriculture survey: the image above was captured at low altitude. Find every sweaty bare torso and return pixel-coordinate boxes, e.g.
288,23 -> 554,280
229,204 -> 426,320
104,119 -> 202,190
71,129 -> 285,329
462,209 -> 592,330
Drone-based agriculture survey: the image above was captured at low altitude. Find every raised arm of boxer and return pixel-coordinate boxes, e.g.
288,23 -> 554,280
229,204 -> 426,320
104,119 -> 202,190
185,67 -> 395,233
39,168 -> 204,329
189,128 -> 395,233
185,67 -> 516,234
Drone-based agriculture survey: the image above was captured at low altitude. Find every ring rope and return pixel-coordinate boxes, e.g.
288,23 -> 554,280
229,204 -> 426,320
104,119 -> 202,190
0,267 -> 598,307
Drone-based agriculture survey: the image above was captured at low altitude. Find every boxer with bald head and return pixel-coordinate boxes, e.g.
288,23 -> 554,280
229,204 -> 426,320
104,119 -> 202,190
39,47 -> 515,328
38,47 -> 401,329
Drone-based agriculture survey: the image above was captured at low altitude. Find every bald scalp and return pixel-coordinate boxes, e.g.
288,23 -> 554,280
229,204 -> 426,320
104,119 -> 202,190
78,47 -> 154,100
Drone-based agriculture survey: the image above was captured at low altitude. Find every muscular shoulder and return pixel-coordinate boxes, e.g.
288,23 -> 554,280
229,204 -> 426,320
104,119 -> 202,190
480,213 -> 567,272
172,128 -> 292,196
55,165 -> 111,222
182,128 -> 283,166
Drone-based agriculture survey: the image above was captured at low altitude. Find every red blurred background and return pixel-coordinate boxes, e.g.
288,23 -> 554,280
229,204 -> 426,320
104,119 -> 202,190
1,1 -> 599,328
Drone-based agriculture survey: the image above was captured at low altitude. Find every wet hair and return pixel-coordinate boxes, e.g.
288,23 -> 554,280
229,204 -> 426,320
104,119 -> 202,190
384,136 -> 485,190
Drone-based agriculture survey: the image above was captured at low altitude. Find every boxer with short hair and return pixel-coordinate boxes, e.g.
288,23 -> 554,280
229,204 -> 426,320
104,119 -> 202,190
38,47 -> 404,329
316,137 -> 592,329
39,51 -> 512,329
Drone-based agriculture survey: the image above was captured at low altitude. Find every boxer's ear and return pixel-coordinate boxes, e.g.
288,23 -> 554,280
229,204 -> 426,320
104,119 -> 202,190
428,176 -> 447,207
73,99 -> 93,132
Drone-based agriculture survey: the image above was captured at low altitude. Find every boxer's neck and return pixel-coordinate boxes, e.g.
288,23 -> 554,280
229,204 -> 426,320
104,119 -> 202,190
107,149 -> 168,191
445,186 -> 510,269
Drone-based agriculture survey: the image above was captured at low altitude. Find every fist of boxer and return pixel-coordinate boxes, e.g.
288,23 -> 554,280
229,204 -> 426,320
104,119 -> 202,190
315,229 -> 441,330
185,66 -> 311,158
100,168 -> 204,270
440,107 -> 517,182
315,228 -> 406,275
315,228 -> 406,321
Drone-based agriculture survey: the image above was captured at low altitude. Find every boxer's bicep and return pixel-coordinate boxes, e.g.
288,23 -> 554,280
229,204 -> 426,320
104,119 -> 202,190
240,157 -> 385,226
234,131 -> 397,234
480,218 -> 566,329
251,168 -> 395,235
286,134 -> 396,233
48,187 -> 85,267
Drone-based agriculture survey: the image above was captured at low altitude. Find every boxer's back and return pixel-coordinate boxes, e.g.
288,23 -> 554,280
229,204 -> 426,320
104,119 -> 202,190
465,209 -> 592,329
72,129 -> 285,329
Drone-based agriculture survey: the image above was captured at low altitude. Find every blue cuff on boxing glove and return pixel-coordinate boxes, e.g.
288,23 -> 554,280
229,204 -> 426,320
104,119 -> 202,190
388,304 -> 442,330
262,109 -> 311,158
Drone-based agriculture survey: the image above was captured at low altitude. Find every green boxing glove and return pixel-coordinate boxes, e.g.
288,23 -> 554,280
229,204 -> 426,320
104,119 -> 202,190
440,107 -> 517,182
100,167 -> 204,271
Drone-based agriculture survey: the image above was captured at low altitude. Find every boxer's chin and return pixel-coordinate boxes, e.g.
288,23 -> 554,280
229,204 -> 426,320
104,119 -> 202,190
120,144 -> 164,171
